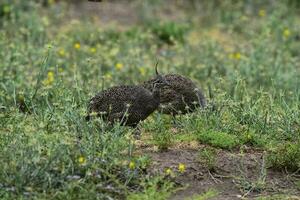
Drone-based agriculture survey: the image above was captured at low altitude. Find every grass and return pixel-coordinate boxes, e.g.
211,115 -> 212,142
127,177 -> 174,200
185,189 -> 219,200
197,147 -> 217,171
267,142 -> 300,171
197,131 -> 239,150
0,0 -> 299,199
149,114 -> 173,151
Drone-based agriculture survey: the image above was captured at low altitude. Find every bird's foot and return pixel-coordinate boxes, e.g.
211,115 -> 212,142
132,126 -> 141,140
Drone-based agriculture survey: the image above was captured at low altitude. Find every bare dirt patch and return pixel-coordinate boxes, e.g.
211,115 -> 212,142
66,0 -> 188,28
69,1 -> 139,27
136,142 -> 300,199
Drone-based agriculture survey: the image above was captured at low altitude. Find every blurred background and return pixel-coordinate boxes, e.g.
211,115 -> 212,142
1,0 -> 299,124
1,0 -> 299,87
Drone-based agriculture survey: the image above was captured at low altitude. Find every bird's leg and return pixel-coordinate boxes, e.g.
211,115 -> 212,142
171,114 -> 177,125
132,124 -> 141,140
171,114 -> 184,129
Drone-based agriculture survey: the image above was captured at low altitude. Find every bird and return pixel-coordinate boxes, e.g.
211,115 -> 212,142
86,62 -> 169,129
142,68 -> 206,117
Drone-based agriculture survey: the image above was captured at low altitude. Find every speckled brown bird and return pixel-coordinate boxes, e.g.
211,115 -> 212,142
142,72 -> 206,116
86,66 -> 169,128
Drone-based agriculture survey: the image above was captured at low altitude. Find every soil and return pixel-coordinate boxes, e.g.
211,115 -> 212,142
66,0 -> 188,28
69,1 -> 139,27
136,141 -> 300,200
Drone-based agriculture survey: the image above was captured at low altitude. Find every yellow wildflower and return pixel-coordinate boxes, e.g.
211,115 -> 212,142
234,52 -> 241,60
78,156 -> 86,165
139,67 -> 146,76
165,168 -> 173,175
129,161 -> 135,169
43,71 -> 55,86
229,52 -> 241,60
104,73 -> 112,80
90,47 -> 96,53
240,15 -> 248,22
115,63 -> 124,71
258,9 -> 266,17
74,43 -> 81,49
283,29 -> 291,38
58,49 -> 65,57
48,0 -> 55,5
47,71 -> 54,81
58,67 -> 64,73
178,163 -> 186,173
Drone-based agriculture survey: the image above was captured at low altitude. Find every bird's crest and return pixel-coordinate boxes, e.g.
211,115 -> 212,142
155,60 -> 159,75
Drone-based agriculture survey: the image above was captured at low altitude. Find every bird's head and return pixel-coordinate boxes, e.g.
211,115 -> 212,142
152,61 -> 170,89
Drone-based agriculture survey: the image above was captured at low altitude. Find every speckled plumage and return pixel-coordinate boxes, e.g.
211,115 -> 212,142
143,74 -> 206,115
86,85 -> 160,127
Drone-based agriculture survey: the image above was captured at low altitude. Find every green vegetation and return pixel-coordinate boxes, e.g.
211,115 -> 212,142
197,131 -> 239,150
185,189 -> 219,200
267,142 -> 300,171
147,114 -> 173,151
149,21 -> 189,45
127,178 -> 174,200
197,147 -> 217,171
0,0 -> 299,199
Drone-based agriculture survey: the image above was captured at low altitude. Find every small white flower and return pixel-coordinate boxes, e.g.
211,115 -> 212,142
192,101 -> 198,105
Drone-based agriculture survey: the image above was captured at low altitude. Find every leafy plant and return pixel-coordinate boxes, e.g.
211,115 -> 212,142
197,147 -> 217,171
185,189 -> 219,200
127,177 -> 174,200
146,114 -> 173,151
152,129 -> 173,151
267,142 -> 300,171
149,21 -> 189,44
197,131 -> 240,150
